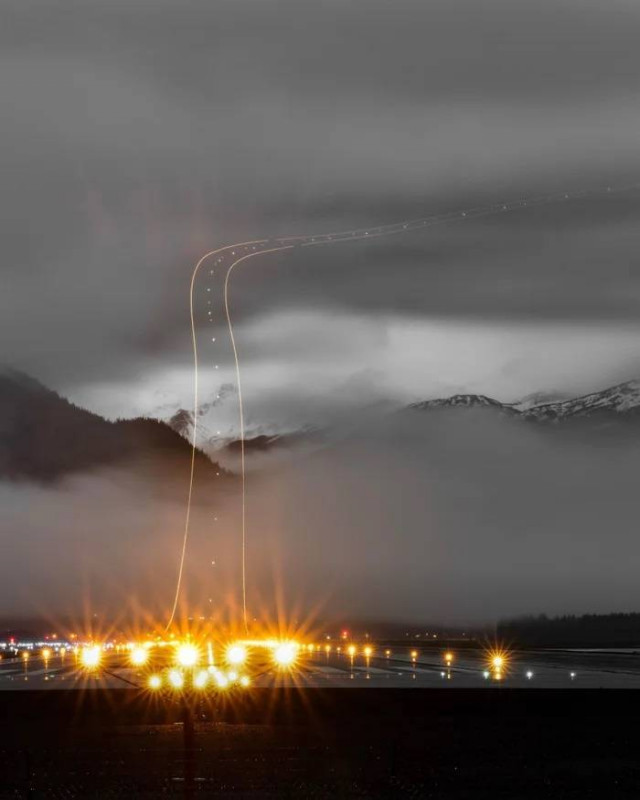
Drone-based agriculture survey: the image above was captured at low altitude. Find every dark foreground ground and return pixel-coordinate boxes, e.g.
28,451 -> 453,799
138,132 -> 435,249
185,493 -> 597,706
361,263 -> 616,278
2,689 -> 640,798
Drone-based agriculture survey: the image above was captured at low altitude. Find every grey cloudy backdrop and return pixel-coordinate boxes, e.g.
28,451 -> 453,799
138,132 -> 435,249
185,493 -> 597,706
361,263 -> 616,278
4,1 -> 640,623
3,0 -> 640,421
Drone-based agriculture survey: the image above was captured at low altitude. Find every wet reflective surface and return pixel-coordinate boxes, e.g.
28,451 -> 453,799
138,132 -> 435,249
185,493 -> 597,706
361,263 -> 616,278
4,646 -> 640,689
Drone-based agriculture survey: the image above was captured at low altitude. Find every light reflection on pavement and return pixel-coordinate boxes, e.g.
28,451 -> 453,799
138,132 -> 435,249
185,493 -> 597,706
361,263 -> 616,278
3,647 -> 640,690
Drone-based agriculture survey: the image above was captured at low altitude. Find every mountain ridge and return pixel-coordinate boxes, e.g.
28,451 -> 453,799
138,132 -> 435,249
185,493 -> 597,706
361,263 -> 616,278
5,368 -> 640,483
408,379 -> 640,424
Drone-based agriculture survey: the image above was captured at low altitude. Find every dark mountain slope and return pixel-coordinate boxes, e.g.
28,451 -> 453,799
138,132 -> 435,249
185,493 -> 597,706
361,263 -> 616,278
0,368 -> 224,484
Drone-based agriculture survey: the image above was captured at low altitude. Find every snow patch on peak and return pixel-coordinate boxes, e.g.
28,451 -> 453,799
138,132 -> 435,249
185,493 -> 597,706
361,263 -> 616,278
512,390 -> 571,412
409,393 -> 511,412
527,380 -> 640,421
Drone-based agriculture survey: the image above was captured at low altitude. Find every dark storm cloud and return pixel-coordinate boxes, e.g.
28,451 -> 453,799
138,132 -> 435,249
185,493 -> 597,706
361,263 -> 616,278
2,0 -> 640,396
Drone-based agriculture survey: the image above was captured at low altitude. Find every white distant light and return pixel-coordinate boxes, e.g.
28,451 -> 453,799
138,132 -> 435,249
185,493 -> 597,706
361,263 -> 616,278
526,670 -> 534,680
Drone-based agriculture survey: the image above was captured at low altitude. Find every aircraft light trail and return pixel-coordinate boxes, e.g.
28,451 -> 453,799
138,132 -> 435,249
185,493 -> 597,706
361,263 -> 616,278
166,180 -> 640,633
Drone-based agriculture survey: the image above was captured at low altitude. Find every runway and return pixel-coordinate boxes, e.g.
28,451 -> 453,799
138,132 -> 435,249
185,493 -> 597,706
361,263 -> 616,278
4,646 -> 640,690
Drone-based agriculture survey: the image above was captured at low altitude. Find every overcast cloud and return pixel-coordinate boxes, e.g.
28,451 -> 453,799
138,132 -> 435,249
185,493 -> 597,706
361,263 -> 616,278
2,0 -> 640,418
5,0 -> 640,623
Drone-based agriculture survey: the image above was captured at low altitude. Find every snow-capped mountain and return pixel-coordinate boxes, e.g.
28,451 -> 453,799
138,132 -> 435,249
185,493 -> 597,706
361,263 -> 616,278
409,394 -> 515,413
511,391 -> 571,412
160,378 -> 640,465
409,380 -> 640,424
160,383 -> 241,451
525,380 -> 640,421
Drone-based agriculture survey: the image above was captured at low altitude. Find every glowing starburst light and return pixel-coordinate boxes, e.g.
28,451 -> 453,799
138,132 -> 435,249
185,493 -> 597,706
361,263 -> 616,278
81,646 -> 102,669
176,643 -> 199,667
194,670 -> 209,689
168,669 -> 184,688
226,644 -> 247,665
273,642 -> 298,667
130,647 -> 148,666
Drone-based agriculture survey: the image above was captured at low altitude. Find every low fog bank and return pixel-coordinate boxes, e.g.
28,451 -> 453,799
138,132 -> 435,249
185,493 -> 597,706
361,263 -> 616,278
0,466 -> 246,627
234,409 -> 640,624
2,408 -> 640,626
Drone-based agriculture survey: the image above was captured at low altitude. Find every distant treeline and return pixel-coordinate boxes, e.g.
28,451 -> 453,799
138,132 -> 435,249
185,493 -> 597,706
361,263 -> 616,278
497,613 -> 640,648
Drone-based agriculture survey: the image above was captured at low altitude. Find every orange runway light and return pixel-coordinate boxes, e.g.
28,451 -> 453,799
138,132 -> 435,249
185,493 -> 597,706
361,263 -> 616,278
148,674 -> 162,690
176,643 -> 199,667
273,642 -> 298,667
80,646 -> 102,670
168,669 -> 184,689
226,644 -> 247,665
194,670 -> 209,689
130,647 -> 148,667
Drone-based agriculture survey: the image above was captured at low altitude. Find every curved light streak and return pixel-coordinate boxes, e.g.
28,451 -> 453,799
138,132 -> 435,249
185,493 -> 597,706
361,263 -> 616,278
165,241 -> 266,632
167,180 -> 640,632
224,246 -> 294,633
